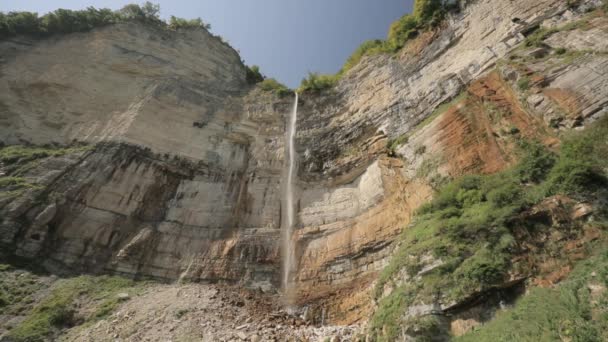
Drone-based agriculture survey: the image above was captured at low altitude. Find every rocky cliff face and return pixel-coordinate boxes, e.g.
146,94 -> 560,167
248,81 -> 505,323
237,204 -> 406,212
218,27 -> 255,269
0,22 -> 290,291
290,0 -> 608,324
1,0 -> 607,335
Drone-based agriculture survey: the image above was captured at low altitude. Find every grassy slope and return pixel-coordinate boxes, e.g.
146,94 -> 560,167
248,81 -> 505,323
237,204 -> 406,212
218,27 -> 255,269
457,243 -> 608,342
1,263 -> 144,342
369,113 -> 608,341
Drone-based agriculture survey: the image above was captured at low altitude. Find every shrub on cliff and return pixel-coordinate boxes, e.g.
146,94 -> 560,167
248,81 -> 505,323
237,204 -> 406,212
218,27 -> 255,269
0,2 -> 214,40
259,78 -> 292,97
413,0 -> 446,26
386,14 -> 420,51
0,11 -> 41,38
245,65 -> 264,84
168,16 -> 210,30
339,39 -> 389,75
117,2 -> 161,24
371,115 -> 608,341
298,72 -> 339,93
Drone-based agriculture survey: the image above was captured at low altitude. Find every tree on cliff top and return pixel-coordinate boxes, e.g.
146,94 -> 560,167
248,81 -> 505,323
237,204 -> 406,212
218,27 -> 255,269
0,2 -> 211,40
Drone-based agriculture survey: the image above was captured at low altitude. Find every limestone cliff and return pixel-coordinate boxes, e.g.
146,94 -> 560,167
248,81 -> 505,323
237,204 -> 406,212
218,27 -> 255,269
290,0 -> 608,324
1,1 -> 608,340
0,22 -> 289,290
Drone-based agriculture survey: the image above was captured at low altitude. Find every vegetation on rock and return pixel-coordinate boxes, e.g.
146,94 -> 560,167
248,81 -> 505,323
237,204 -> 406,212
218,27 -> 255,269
457,243 -> 608,341
5,273 -> 142,342
259,78 -> 292,97
245,65 -> 265,85
298,0 -> 456,92
370,115 -> 608,341
0,144 -> 90,199
245,65 -> 292,96
299,72 -> 340,93
168,15 -> 210,30
0,2 -> 211,40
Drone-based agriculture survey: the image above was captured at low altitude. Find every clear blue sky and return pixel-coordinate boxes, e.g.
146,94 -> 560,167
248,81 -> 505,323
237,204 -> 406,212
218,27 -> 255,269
1,1 -> 413,87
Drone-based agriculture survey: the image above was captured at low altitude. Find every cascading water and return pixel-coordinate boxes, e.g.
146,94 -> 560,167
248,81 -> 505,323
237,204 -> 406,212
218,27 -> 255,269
282,92 -> 299,296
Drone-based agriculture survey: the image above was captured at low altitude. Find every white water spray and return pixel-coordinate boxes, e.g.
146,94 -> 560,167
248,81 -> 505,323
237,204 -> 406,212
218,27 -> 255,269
282,93 -> 299,293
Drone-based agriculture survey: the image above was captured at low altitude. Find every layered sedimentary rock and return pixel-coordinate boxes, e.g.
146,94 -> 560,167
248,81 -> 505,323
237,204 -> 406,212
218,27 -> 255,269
1,0 -> 607,327
0,23 -> 290,290
288,0 -> 608,323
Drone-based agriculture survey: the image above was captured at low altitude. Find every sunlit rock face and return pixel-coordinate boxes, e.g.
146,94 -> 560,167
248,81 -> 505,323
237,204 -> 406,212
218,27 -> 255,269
1,0 -> 607,326
0,22 -> 289,290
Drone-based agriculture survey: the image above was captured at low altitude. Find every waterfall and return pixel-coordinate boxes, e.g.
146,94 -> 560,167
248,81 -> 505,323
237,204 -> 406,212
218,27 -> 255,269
282,92 -> 299,294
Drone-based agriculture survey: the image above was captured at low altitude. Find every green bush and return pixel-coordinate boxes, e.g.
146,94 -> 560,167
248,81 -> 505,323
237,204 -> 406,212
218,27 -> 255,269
545,117 -> 608,196
0,3 -> 213,40
298,72 -> 339,93
486,182 -> 522,207
0,11 -> 41,38
168,16 -> 210,30
546,160 -> 601,195
340,39 -> 388,75
524,28 -> 552,47
387,14 -> 419,51
515,141 -> 556,183
413,0 -> 445,27
116,2 -> 161,24
517,77 -> 531,91
455,247 -> 508,285
245,65 -> 264,84
259,78 -> 292,97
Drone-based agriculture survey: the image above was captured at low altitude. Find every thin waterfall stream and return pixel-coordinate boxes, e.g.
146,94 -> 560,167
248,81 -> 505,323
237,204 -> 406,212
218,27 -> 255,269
282,92 -> 299,299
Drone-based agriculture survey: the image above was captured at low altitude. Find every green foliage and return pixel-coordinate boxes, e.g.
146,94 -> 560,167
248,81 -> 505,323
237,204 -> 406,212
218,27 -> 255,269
413,0 -> 446,25
387,134 -> 410,156
370,116 -> 608,340
245,65 -> 264,84
0,266 -> 44,316
457,246 -> 608,342
370,287 -> 416,342
259,78 -> 292,97
517,76 -> 531,91
455,247 -> 508,285
387,14 -> 420,51
298,72 -> 339,93
117,2 -> 161,24
168,16 -> 210,30
8,275 -> 139,342
545,117 -> 608,196
524,28 -> 555,48
515,141 -> 556,183
0,3 -> 212,40
340,39 -> 389,75
0,11 -> 41,38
